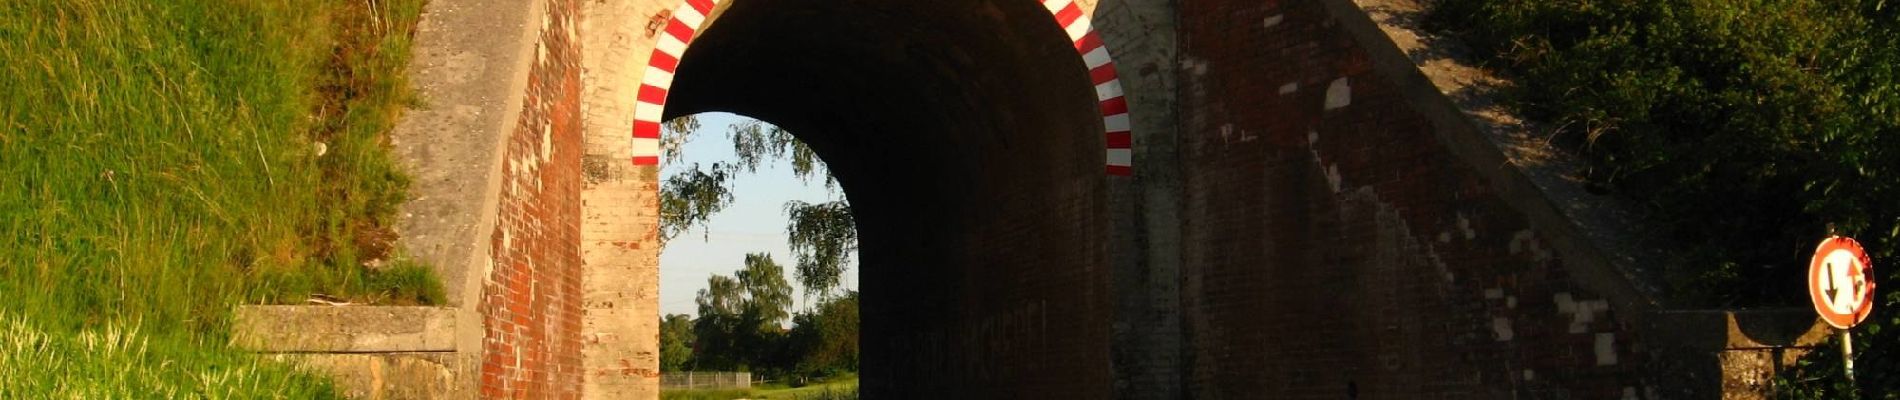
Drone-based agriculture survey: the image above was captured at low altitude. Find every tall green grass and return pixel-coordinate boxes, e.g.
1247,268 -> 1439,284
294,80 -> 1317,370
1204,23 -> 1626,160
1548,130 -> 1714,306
0,312 -> 344,398
1,0 -> 437,394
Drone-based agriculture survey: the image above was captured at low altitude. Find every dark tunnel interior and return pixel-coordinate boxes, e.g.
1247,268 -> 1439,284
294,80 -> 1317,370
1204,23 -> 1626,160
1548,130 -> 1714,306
662,0 -> 1116,396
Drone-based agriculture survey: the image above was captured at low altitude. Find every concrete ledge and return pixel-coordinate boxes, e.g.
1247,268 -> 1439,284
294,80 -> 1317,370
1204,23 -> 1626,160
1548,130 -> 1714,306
265,352 -> 476,400
1649,308 -> 1832,350
1644,309 -> 1831,399
233,305 -> 457,353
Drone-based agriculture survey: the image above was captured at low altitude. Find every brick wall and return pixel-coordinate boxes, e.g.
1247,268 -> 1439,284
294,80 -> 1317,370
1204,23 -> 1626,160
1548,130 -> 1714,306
1175,0 -> 1646,398
479,0 -> 586,397
453,0 -> 1711,398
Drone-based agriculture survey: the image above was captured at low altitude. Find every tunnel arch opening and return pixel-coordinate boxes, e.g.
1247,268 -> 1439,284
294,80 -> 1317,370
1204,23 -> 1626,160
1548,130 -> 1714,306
615,0 -> 1133,397
650,112 -> 862,385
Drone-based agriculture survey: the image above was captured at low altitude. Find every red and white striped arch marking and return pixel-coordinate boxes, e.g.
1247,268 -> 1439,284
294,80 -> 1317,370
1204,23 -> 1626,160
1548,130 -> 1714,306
629,0 -> 1134,176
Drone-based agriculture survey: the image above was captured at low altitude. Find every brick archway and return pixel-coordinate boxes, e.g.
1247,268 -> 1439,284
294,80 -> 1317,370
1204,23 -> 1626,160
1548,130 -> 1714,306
565,0 -> 1135,398
627,0 -> 1136,175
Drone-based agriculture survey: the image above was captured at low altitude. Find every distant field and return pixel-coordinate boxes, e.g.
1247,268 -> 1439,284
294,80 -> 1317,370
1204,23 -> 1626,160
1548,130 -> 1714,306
0,0 -> 433,395
661,376 -> 860,400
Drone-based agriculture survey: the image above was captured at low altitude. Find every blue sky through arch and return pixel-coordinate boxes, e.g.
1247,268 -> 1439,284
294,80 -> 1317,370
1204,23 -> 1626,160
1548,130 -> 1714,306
657,112 -> 859,317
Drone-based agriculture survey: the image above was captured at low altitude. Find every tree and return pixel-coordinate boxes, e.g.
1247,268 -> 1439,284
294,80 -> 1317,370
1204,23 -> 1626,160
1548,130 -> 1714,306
662,116 -> 862,378
734,253 -> 794,327
691,252 -> 796,372
1426,0 -> 1900,395
659,118 -> 858,299
785,200 -> 857,298
658,314 -> 695,371
784,291 -> 860,382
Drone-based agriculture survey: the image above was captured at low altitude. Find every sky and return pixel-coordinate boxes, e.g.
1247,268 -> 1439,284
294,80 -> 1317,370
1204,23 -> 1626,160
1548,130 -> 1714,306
657,112 -> 859,317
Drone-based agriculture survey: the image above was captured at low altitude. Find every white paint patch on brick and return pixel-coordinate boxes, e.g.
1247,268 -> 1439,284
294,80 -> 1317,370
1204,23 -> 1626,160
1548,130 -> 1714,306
1483,288 -> 1503,299
1622,387 -> 1640,400
1572,305 -> 1595,322
1104,114 -> 1132,133
1095,80 -> 1125,101
541,124 -> 553,162
1438,231 -> 1451,243
1554,292 -> 1576,313
1278,82 -> 1299,95
1082,46 -> 1113,69
1586,299 -> 1610,314
1107,149 -> 1132,166
1509,230 -> 1533,254
1522,369 -> 1535,381
1178,57 -> 1211,76
673,6 -> 706,28
1457,214 -> 1475,240
1043,0 -> 1074,13
1064,16 -> 1093,41
1325,164 -> 1342,192
1324,77 -> 1351,110
1263,14 -> 1284,28
1507,296 -> 1518,309
1492,317 -> 1514,341
1595,333 -> 1618,365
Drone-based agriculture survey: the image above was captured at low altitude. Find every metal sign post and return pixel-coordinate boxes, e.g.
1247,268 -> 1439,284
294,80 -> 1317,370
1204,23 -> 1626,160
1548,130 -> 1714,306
1840,329 -> 1855,382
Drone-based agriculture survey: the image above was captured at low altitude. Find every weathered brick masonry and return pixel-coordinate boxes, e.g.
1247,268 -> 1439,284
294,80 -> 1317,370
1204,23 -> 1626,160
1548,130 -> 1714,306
480,0 -> 586,397
411,0 -> 1810,398
1177,0 -> 1642,398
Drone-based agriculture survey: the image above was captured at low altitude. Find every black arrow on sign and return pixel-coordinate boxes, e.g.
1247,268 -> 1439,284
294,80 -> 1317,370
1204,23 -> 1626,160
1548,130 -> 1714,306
1825,262 -> 1840,302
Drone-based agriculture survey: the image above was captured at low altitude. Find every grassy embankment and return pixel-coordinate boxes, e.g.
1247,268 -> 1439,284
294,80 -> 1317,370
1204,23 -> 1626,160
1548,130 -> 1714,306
1,0 -> 438,396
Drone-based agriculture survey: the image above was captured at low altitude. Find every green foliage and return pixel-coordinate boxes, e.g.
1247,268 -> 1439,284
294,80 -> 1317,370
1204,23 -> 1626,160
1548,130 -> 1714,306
785,201 -> 858,297
1428,0 -> 1900,306
737,253 -> 797,327
782,292 -> 861,382
1426,0 -> 1900,395
661,376 -> 859,400
363,261 -> 449,305
681,256 -> 857,382
1776,289 -> 1900,399
661,314 -> 698,371
658,116 -> 857,295
727,120 -> 832,188
660,377 -> 860,400
693,253 -> 797,372
254,257 -> 446,306
660,388 -> 760,400
0,313 -> 343,399
0,0 -> 437,326
0,0 -> 435,394
661,163 -> 739,243
662,115 -> 704,163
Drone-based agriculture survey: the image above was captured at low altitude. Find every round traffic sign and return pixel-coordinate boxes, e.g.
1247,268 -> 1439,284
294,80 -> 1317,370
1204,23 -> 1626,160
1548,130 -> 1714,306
1809,236 -> 1876,329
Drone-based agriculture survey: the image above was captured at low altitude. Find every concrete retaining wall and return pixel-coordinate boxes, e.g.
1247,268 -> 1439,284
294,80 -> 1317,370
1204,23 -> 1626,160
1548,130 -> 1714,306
234,306 -> 472,400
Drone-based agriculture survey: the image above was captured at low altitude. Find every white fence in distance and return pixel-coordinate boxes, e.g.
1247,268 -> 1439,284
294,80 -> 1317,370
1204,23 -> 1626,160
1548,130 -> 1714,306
660,372 -> 753,390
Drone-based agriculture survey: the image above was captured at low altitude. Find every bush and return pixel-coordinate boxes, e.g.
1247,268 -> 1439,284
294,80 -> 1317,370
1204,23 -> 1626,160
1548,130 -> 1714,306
1427,0 -> 1899,307
1425,0 -> 1899,396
